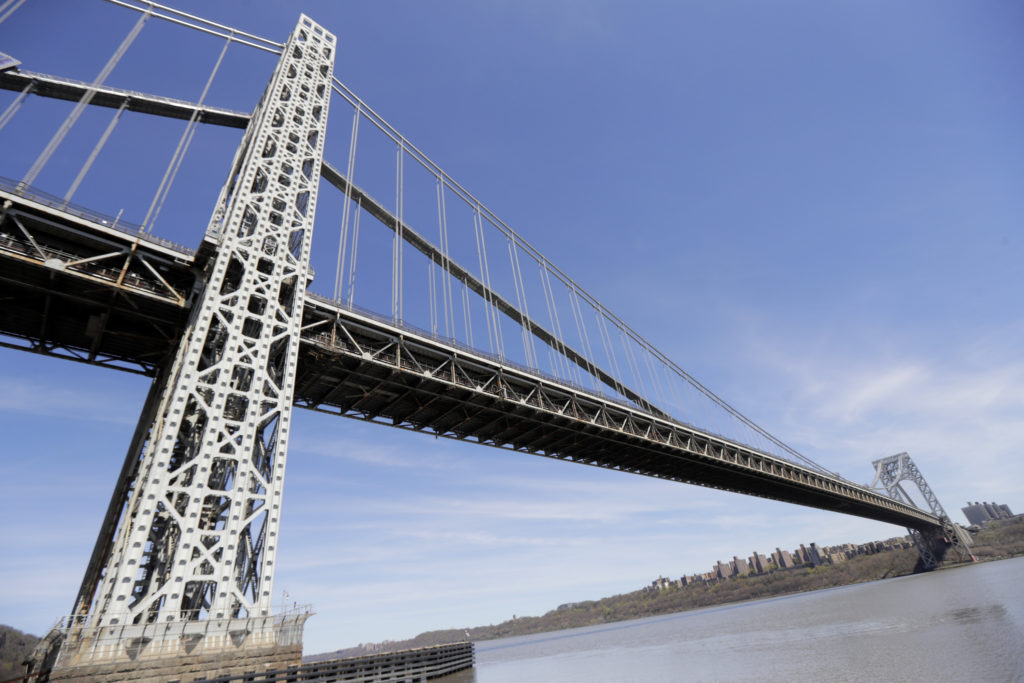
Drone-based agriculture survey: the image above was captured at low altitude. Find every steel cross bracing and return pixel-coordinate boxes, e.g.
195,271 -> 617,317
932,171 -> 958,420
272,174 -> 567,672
65,16 -> 334,636
294,299 -> 939,530
0,4 -> 958,666
1,4 -> 829,476
0,178 -> 194,373
0,180 -> 939,533
0,2 -> 944,541
871,453 -> 972,568
0,66 -> 668,423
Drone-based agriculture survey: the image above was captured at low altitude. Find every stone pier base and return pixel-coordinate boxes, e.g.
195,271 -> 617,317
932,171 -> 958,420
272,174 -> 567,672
37,608 -> 311,683
49,644 -> 301,683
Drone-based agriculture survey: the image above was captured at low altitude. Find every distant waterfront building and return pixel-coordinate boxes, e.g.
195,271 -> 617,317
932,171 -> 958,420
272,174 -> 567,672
962,501 -> 1015,526
792,543 -> 823,567
731,556 -> 750,576
646,532 -> 923,592
651,576 -> 673,591
773,548 -> 795,569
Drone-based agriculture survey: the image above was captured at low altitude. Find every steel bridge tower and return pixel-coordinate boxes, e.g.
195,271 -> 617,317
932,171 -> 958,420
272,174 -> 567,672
1,5 -> 966,680
36,15 -> 336,681
871,452 -> 973,570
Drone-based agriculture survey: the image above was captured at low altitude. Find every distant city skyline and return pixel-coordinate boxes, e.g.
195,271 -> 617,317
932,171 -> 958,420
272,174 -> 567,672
962,501 -> 1015,527
648,534 -> 916,592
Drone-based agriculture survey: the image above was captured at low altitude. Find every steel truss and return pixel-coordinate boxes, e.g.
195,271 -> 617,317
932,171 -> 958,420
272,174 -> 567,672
60,14 -> 335,661
871,452 -> 972,569
293,299 -> 939,531
0,182 -> 193,374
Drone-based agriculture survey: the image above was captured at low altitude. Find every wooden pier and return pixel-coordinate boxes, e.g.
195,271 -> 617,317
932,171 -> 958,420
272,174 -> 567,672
189,642 -> 474,682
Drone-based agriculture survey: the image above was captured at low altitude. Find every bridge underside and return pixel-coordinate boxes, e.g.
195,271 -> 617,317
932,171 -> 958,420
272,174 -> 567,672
293,303 -> 935,529
0,181 -> 194,373
0,184 -> 940,533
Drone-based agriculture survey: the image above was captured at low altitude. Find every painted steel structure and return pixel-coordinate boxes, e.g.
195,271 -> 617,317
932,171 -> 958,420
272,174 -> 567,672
5,11 -> 335,675
0,1 -> 967,677
0,181 -> 941,533
871,453 -> 972,569
81,12 -> 333,627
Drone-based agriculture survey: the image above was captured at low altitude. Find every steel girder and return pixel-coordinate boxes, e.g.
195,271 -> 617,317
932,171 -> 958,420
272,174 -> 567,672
0,194 -> 944,535
72,16 -> 335,639
871,452 -> 972,569
293,301 -> 941,531
0,69 -> 251,129
0,186 -> 194,374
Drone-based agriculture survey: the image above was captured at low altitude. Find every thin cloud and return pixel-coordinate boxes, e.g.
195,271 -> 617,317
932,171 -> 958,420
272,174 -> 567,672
0,375 -> 142,425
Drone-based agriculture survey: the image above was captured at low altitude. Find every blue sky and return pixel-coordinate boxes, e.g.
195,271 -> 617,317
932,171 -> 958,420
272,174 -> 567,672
1,0 -> 1022,654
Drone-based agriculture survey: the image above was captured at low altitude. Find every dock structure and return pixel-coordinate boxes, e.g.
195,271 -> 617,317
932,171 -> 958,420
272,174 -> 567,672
193,642 -> 475,683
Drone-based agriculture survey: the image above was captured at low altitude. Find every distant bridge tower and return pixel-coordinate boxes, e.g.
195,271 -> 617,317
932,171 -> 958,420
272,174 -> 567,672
871,452 -> 973,570
37,15 -> 335,681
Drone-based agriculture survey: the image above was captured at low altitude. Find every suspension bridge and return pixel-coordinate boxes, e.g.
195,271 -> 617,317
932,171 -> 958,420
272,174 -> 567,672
0,1 -> 970,679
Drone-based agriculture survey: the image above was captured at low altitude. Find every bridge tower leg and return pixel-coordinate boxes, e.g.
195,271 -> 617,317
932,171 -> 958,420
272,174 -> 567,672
871,452 -> 973,571
40,15 -> 335,681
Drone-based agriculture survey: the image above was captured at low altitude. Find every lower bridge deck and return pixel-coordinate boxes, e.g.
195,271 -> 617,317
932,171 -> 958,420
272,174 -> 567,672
0,183 -> 940,533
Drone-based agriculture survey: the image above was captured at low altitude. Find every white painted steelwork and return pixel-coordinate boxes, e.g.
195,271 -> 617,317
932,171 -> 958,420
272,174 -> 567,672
75,15 -> 334,634
871,452 -> 971,569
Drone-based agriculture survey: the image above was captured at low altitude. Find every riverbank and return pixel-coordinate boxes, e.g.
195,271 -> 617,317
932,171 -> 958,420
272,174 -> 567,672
311,516 -> 1024,660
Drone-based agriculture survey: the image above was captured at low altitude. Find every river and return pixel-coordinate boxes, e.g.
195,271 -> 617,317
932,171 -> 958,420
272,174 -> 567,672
440,556 -> 1024,681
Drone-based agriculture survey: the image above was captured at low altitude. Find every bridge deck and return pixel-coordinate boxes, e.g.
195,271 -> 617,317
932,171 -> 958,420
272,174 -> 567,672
0,185 -> 941,531
0,69 -> 250,128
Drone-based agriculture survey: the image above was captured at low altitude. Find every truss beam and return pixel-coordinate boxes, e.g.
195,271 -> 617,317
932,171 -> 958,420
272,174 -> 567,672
0,69 -> 250,128
51,18 -> 335,672
871,452 -> 972,569
293,300 -> 941,531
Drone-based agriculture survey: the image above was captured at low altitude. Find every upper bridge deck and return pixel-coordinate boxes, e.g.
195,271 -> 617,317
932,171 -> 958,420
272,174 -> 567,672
0,181 -> 941,532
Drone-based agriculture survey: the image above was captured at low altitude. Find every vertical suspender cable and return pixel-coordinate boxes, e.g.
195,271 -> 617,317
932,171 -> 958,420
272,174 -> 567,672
0,0 -> 27,26
621,330 -> 648,405
398,142 -> 405,321
436,177 -> 454,339
21,9 -> 150,190
428,257 -> 437,335
345,197 -> 362,307
513,244 -> 540,370
334,103 -> 361,302
542,265 -> 575,385
539,266 -> 557,377
538,263 -> 561,379
507,238 -> 534,369
461,282 -> 473,348
478,213 -> 504,358
142,112 -> 199,231
641,348 -> 668,415
0,80 -> 33,133
331,75 -> 829,472
143,33 -> 230,232
392,141 -> 405,322
63,98 -> 130,204
568,287 -> 599,392
472,207 -> 495,355
596,313 -> 624,399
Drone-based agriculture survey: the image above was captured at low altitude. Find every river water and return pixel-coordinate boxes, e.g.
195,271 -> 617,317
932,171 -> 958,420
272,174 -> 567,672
441,556 -> 1024,682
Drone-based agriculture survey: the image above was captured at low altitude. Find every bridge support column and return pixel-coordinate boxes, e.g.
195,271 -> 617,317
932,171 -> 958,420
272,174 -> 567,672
871,452 -> 973,571
40,14 -> 336,680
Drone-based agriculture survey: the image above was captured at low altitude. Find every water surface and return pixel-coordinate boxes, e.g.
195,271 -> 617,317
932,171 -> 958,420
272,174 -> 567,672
441,556 -> 1024,681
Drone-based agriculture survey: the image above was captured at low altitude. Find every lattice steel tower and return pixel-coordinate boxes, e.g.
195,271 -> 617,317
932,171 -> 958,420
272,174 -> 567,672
871,452 -> 973,569
50,14 -> 335,676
